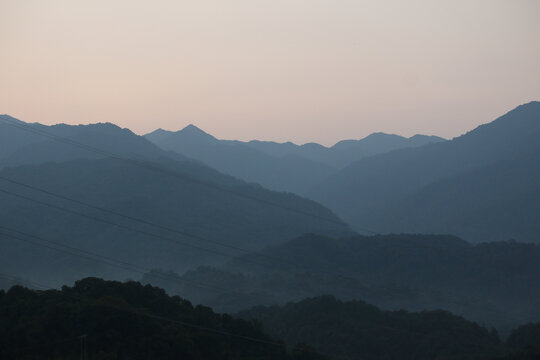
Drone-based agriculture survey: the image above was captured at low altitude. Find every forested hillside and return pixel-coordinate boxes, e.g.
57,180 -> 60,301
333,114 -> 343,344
0,156 -> 348,286
146,234 -> 540,333
238,295 -> 502,360
0,278 -> 324,360
239,296 -> 540,360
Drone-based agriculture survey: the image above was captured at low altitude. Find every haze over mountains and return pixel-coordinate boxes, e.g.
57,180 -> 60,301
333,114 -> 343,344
0,115 -> 174,168
144,233 -> 540,334
0,115 -> 348,286
238,295 -> 503,360
310,101 -> 540,243
0,278 -> 325,360
1,102 -> 539,359
1,102 -> 538,252
3,0 -> 539,356
143,102 -> 540,243
0,157 -> 349,283
145,125 -> 444,194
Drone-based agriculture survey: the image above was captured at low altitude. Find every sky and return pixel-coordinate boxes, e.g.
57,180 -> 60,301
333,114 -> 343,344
1,0 -> 539,146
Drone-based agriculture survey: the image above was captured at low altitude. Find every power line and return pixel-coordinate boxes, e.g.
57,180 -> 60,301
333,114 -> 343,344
0,175 -> 311,271
0,272 -> 47,290
0,225 -> 288,303
0,187 -> 238,260
0,117 -> 378,301
0,185 -> 306,275
0,117 -> 378,356
0,174 -> 297,265
0,117 -> 378,235
0,185 -> 368,285
0,226 -> 236,295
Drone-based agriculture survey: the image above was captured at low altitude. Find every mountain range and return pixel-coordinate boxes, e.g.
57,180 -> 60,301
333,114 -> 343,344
145,125 -> 444,194
0,277 -> 324,360
310,101 -> 540,242
1,102 -> 539,359
143,233 -> 540,334
143,102 -> 540,242
0,115 -> 174,168
0,116 -> 348,286
4,277 -> 539,360
238,295 -> 503,360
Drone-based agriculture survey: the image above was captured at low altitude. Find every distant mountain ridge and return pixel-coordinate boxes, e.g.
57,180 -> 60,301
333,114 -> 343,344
0,115 -> 174,169
145,126 -> 337,194
0,114 -> 349,286
242,132 -> 445,168
238,295 -> 502,360
144,125 -> 444,194
1,114 -> 445,196
148,233 -> 540,333
3,102 -> 538,245
147,125 -> 445,168
309,101 -> 540,243
0,157 -> 348,286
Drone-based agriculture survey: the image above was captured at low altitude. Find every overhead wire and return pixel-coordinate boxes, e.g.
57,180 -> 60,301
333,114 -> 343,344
0,117 -> 378,235
0,174 -> 256,255
0,184 -> 369,285
0,226 -> 236,295
0,116 -> 380,312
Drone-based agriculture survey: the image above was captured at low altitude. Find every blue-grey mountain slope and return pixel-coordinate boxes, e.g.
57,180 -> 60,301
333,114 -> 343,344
0,115 -> 176,169
0,116 -> 349,285
145,126 -> 444,194
145,125 -> 336,194
146,233 -> 540,333
242,133 -> 445,168
0,157 -> 348,286
309,101 -> 540,243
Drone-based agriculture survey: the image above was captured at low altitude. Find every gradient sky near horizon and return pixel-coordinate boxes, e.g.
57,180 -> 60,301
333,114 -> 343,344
1,0 -> 539,145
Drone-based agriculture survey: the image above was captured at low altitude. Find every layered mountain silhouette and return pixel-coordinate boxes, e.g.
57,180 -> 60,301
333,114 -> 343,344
238,295 -> 502,360
145,125 -> 444,194
2,103 -> 540,359
0,115 -> 176,169
0,118 -> 349,286
145,125 -> 336,194
310,101 -> 540,242
240,132 -> 445,168
146,233 -> 540,333
6,277 -> 539,360
0,278 -> 324,360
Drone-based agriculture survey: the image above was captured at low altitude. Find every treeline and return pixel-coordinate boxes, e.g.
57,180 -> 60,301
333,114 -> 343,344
0,278 -> 324,360
145,234 -> 540,333
2,278 -> 539,359
239,296 -> 540,360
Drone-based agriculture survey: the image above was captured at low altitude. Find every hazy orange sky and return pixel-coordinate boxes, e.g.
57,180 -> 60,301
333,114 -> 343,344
1,0 -> 539,145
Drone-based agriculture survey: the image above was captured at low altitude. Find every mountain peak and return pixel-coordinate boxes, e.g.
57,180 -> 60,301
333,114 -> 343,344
177,123 -> 212,137
174,123 -> 217,143
181,123 -> 206,133
148,128 -> 169,135
408,134 -> 446,142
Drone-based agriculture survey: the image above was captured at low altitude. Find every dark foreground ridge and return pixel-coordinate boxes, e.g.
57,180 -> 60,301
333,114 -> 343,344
0,278 -> 324,360
150,234 -> 540,333
2,278 -> 540,360
239,296 -> 540,360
